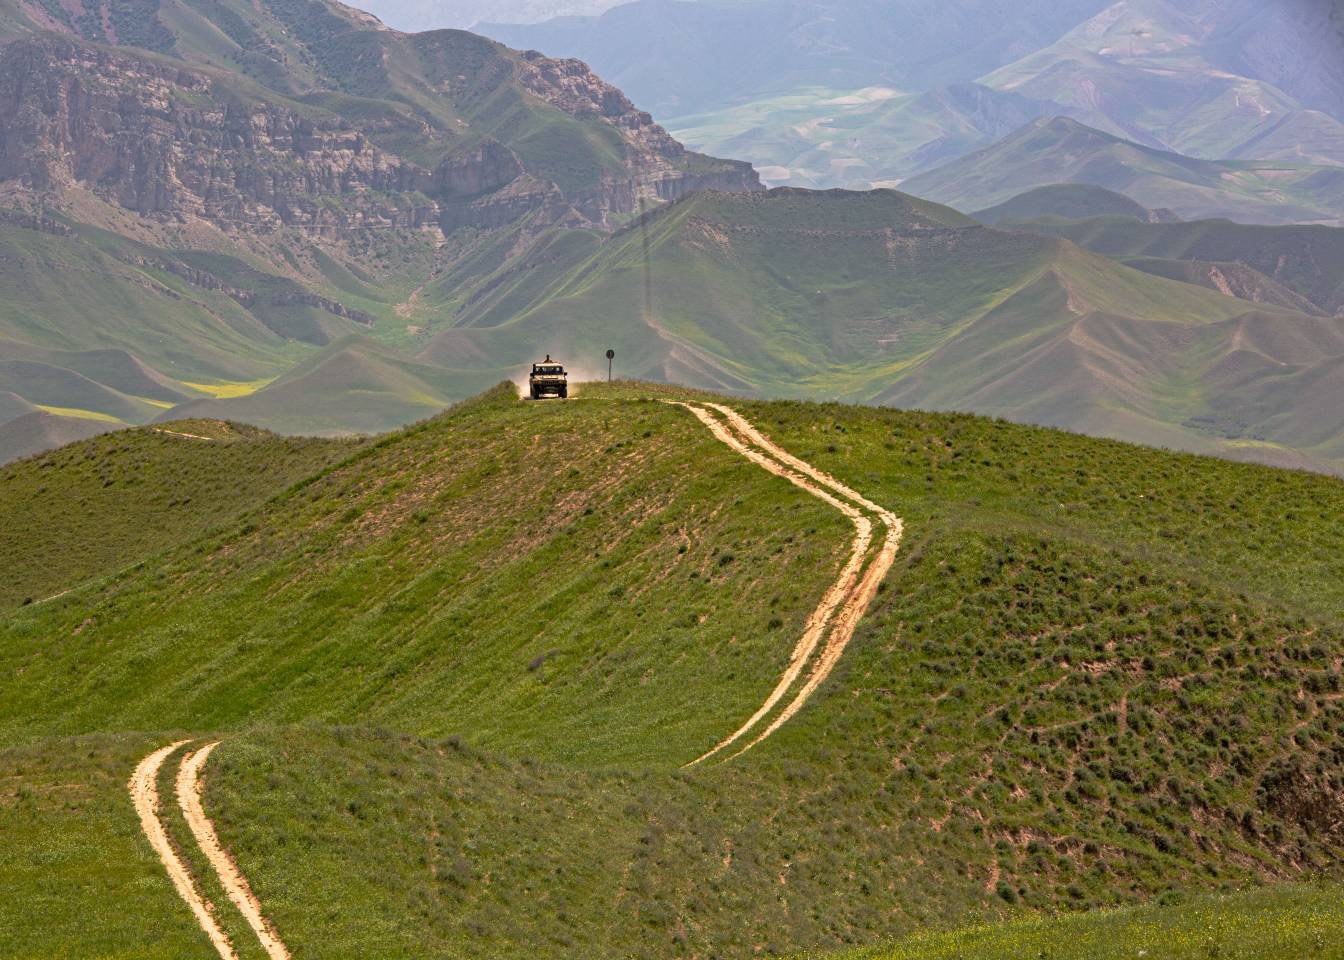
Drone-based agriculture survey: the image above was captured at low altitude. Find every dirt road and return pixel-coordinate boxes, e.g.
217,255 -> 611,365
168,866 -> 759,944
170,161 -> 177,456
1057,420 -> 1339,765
129,742 -> 238,960
132,741 -> 289,959
179,743 -> 291,960
669,401 -> 903,764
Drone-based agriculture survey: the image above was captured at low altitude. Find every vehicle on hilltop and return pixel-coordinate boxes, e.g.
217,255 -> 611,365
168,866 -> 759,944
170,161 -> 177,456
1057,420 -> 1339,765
529,356 -> 568,399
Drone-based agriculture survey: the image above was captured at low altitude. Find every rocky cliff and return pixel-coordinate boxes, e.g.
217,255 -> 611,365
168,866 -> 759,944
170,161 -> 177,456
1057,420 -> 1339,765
0,24 -> 758,241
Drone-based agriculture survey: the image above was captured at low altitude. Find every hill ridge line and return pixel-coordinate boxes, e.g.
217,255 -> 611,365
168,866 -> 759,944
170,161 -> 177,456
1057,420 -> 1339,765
666,401 -> 902,763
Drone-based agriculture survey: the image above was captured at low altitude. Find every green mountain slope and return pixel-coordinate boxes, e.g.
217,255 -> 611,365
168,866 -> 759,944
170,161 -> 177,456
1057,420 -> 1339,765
410,188 -> 1344,473
971,183 -> 1175,224
820,882 -> 1344,960
4,383 -> 1344,956
160,336 -> 492,435
902,117 -> 1344,225
985,210 -> 1344,316
0,409 -> 118,466
0,421 -> 358,608
0,0 -> 757,459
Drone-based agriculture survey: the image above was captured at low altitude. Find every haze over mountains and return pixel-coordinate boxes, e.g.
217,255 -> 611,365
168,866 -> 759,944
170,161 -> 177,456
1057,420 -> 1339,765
0,0 -> 1343,478
485,0 -> 1344,198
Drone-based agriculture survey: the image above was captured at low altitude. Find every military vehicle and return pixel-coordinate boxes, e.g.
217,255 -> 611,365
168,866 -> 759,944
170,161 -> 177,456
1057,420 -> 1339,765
529,356 -> 568,399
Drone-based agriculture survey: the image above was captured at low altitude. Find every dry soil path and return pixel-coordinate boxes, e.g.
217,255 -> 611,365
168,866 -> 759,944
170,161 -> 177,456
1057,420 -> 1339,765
132,741 -> 290,959
129,742 -> 239,960
151,428 -> 216,441
668,401 -> 902,764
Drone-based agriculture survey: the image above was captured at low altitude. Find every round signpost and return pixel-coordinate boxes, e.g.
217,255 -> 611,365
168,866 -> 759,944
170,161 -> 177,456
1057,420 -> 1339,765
606,348 -> 615,382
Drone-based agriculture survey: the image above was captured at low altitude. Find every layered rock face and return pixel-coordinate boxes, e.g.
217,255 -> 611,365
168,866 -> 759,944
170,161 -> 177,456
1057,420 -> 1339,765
0,34 -> 759,239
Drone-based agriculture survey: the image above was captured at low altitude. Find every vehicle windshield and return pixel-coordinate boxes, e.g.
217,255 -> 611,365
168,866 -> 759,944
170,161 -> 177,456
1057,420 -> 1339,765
536,366 -> 563,374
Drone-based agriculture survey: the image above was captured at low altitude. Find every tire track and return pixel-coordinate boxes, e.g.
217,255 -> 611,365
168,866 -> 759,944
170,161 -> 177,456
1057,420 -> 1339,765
131,741 -> 290,959
129,742 -> 239,960
178,742 -> 292,960
670,402 -> 873,765
669,401 -> 902,763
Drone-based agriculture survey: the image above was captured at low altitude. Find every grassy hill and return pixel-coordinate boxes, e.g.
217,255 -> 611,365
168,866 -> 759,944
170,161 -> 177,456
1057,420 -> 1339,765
9,183 -> 1344,476
971,183 -> 1174,225
902,118 -> 1344,225
409,187 -> 1344,474
814,882 -> 1344,960
3,382 -> 1344,956
160,336 -> 493,436
986,209 -> 1344,316
0,421 -> 357,609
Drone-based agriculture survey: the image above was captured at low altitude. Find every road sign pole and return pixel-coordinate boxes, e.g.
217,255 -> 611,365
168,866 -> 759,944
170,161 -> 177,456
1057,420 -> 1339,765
606,348 -> 615,382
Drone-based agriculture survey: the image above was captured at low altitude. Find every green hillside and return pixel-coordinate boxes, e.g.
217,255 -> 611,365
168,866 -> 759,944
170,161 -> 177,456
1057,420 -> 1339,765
161,336 -> 494,436
902,118 -> 1344,225
987,210 -> 1344,316
971,184 -> 1171,225
0,409 -> 117,465
0,421 -> 358,609
815,882 -> 1344,960
407,188 -> 1344,474
3,383 -> 1344,956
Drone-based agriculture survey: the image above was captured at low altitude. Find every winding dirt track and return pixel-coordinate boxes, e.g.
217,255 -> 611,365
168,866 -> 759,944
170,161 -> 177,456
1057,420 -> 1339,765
129,742 -> 239,960
151,428 -> 215,441
178,743 -> 292,960
670,401 -> 903,764
132,741 -> 290,959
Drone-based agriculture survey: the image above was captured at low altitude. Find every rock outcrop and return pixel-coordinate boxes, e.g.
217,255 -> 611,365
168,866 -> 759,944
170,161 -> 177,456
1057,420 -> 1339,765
0,33 -> 759,241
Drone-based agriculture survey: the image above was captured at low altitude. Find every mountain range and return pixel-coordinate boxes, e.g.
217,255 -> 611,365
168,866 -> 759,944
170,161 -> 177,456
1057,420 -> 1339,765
5,3 -> 1344,955
1,0 -> 1343,481
484,0 -> 1344,200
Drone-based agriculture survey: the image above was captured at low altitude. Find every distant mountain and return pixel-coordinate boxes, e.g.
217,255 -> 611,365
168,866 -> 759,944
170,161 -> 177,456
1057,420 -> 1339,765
0,0 -> 757,456
980,0 -> 1344,164
163,336 -> 500,436
483,0 -> 1114,116
972,183 -> 1178,225
988,208 -> 1344,316
671,81 -> 1079,189
902,117 -> 1344,225
357,0 -> 630,30
395,186 -> 1344,471
0,410 -> 115,465
483,0 -> 1344,200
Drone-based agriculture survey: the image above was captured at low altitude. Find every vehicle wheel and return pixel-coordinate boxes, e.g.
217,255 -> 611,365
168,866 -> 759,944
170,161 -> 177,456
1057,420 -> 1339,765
559,387 -> 567,399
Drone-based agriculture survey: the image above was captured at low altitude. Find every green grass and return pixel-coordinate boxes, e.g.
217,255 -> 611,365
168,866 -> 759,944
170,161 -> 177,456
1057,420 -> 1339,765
0,421 -> 358,609
0,733 -> 219,960
413,187 -> 1344,474
815,883 -> 1344,960
2,383 -> 1344,956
